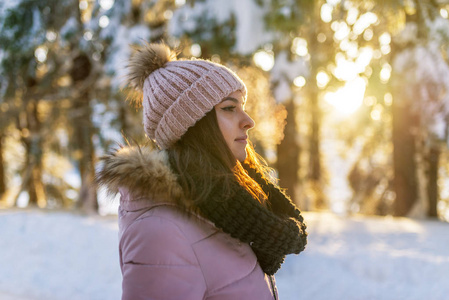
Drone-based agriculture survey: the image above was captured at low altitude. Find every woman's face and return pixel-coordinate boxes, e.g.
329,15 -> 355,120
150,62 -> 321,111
214,90 -> 255,162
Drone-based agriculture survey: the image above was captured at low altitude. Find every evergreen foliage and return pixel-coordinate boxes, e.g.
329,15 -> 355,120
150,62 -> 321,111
0,0 -> 449,220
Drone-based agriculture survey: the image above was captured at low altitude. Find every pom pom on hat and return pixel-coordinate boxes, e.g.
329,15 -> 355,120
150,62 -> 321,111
126,42 -> 177,91
125,41 -> 247,149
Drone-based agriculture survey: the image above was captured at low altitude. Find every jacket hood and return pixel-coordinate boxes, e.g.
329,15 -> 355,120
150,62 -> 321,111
96,146 -> 183,204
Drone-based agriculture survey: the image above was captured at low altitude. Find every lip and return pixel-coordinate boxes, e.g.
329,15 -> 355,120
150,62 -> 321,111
235,136 -> 248,143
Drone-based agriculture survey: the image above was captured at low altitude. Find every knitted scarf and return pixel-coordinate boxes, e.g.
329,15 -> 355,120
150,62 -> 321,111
196,166 -> 308,275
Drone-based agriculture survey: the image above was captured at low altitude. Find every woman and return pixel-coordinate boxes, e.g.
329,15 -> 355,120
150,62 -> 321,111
97,42 -> 307,300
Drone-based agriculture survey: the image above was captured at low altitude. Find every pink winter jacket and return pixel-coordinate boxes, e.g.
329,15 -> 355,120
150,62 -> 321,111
98,147 -> 278,300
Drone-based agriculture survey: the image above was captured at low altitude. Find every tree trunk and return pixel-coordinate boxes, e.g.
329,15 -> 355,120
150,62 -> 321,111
308,73 -> 325,209
23,137 -> 38,207
69,46 -> 97,213
13,81 -> 45,207
0,133 -> 5,197
426,146 -> 439,217
15,99 -> 46,207
73,91 -> 98,213
392,98 -> 419,216
307,25 -> 325,210
30,100 -> 45,207
309,84 -> 321,180
277,99 -> 301,206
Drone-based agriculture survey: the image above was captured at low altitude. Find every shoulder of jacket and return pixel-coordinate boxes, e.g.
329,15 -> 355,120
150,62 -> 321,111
123,205 -> 218,247
119,212 -> 201,268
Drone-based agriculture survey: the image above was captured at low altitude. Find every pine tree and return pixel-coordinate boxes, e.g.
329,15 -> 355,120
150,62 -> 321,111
390,0 -> 449,217
0,0 -> 99,209
0,0 -> 52,207
341,0 -> 449,218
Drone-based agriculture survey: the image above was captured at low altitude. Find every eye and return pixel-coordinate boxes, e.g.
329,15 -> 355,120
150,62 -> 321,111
221,105 -> 236,112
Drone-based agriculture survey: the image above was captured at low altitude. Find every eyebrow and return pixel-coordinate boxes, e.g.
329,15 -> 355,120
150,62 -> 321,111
220,97 -> 246,105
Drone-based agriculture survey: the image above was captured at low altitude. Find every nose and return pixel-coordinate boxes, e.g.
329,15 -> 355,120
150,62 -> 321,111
242,111 -> 255,130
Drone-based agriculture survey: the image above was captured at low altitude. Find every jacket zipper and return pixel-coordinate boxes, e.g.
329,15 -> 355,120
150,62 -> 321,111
269,275 -> 278,300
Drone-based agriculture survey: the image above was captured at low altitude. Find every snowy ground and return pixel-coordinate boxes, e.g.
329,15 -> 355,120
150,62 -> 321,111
1,209 -> 448,300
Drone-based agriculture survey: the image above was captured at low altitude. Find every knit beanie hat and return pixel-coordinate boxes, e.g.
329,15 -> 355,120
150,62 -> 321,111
125,42 -> 247,149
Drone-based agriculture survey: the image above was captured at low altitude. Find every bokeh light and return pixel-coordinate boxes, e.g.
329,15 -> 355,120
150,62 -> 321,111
253,50 -> 274,71
324,76 -> 366,114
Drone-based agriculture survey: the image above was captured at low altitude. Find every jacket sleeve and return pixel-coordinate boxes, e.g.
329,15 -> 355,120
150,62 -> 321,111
120,216 -> 207,300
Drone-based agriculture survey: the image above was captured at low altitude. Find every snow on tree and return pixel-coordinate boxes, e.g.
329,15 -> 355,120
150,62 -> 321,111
393,17 -> 449,142
0,0 -> 84,208
86,0 -> 151,90
391,5 -> 449,218
270,50 -> 309,103
169,0 -> 273,55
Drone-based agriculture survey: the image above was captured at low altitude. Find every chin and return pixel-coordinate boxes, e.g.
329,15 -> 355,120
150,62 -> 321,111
236,151 -> 247,163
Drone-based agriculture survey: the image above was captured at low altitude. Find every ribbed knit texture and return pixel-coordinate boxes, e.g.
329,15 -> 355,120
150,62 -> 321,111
196,167 -> 308,275
141,59 -> 246,149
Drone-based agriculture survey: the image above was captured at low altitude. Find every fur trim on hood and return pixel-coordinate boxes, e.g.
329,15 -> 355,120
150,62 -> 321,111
96,146 -> 183,202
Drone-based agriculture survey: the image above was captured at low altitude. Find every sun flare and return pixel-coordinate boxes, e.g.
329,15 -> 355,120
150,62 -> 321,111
324,77 -> 366,115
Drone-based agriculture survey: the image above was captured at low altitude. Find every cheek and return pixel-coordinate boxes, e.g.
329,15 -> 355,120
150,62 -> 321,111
215,109 -> 233,142
218,119 -> 234,144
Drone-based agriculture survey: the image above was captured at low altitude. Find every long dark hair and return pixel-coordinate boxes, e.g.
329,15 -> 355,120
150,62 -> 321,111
167,109 -> 272,208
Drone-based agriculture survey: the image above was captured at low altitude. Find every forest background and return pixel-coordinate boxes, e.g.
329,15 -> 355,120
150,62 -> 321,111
1,0 -> 449,223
